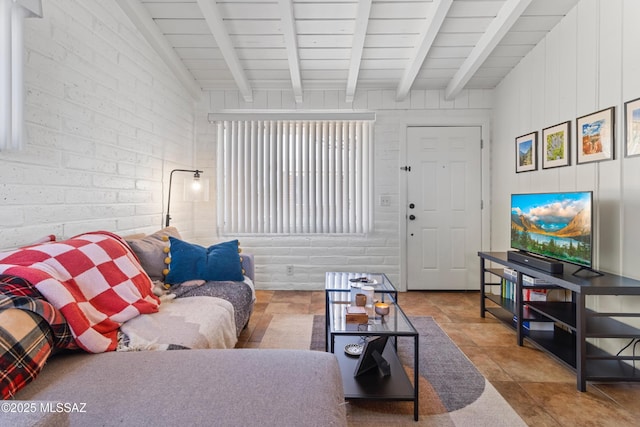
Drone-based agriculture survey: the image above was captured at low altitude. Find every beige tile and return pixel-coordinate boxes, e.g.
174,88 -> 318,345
523,382 -> 639,427
259,314 -> 314,349
264,302 -> 312,314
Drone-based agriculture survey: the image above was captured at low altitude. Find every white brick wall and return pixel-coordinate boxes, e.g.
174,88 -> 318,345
195,88 -> 493,290
0,0 -> 198,248
0,1 -> 493,292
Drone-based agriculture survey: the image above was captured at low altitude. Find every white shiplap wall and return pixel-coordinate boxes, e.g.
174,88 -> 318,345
0,0 -> 197,248
491,0 -> 640,351
193,88 -> 493,290
492,0 -> 640,279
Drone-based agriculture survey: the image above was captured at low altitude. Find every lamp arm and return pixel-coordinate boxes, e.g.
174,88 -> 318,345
165,169 -> 203,227
165,170 -> 175,227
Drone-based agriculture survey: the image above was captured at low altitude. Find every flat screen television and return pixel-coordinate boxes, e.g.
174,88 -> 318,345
511,191 -> 593,268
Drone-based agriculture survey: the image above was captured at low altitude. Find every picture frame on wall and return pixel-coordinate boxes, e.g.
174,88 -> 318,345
576,107 -> 615,164
624,97 -> 640,158
542,121 -> 571,169
515,131 -> 538,173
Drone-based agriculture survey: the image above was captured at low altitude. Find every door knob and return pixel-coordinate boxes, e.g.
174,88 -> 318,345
409,203 -> 415,209
409,214 -> 416,220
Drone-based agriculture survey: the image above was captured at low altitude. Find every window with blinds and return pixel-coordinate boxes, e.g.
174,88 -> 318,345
216,119 -> 374,234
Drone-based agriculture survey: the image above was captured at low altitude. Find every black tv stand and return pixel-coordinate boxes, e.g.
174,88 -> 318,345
572,266 -> 604,277
479,251 -> 640,392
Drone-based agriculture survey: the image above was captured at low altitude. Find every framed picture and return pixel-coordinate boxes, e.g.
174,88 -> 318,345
353,335 -> 389,377
542,121 -> 571,169
576,107 -> 615,164
624,97 -> 640,158
515,131 -> 538,173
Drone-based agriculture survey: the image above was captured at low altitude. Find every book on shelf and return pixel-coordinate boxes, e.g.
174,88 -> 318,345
501,278 -> 549,302
512,315 -> 555,331
523,288 -> 548,302
522,275 -> 551,286
523,320 -> 555,331
503,268 -> 517,281
501,278 -> 516,301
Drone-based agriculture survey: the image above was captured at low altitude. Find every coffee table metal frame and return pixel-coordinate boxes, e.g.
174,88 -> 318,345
324,272 -> 419,421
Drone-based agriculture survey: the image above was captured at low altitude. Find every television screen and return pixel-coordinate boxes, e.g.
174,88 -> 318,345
511,191 -> 593,267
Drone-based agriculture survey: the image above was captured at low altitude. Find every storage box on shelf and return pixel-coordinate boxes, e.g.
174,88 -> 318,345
479,251 -> 640,392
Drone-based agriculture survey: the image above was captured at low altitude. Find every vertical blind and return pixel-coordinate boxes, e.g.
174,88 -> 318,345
217,120 -> 374,234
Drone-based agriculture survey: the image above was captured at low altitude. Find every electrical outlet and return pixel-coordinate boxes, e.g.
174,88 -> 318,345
379,195 -> 391,207
286,265 -> 294,275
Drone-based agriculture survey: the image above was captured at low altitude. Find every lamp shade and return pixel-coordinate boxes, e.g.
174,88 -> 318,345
183,177 -> 210,202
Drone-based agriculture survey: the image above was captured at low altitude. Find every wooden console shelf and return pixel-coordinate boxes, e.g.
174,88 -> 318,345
479,251 -> 640,391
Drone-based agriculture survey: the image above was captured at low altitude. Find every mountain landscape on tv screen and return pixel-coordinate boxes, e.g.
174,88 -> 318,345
511,193 -> 591,266
511,208 -> 590,238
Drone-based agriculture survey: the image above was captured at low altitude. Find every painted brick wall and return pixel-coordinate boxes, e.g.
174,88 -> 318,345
194,88 -> 493,290
0,0 -> 197,248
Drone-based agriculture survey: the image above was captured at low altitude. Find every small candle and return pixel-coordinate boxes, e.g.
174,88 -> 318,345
374,302 -> 390,316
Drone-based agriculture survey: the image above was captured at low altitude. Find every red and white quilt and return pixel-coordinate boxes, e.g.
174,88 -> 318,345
0,231 -> 159,353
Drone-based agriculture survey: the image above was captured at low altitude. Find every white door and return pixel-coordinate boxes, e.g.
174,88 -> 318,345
406,126 -> 482,290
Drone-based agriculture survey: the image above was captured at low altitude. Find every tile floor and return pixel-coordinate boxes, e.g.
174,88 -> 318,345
237,290 -> 640,427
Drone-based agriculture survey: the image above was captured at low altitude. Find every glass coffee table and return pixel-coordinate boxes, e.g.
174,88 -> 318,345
324,272 -> 419,421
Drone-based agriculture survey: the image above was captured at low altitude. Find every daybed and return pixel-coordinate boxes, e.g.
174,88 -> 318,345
0,230 -> 347,426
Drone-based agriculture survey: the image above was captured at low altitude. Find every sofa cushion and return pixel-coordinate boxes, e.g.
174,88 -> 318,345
14,349 -> 347,426
0,309 -> 53,399
165,238 -> 244,284
125,227 -> 182,281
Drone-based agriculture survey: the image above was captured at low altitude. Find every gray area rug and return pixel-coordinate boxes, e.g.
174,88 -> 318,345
311,315 -> 526,425
312,315 -> 485,411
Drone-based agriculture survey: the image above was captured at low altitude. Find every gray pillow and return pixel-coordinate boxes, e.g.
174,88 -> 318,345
126,227 -> 182,281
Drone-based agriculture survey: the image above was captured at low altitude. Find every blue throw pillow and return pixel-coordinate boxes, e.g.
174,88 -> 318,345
165,238 -> 244,284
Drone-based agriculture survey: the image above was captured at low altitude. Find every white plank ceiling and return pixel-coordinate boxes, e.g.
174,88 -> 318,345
117,0 -> 580,102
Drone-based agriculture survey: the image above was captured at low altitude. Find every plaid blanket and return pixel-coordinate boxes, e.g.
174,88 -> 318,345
0,232 -> 160,353
0,274 -> 76,350
0,308 -> 53,399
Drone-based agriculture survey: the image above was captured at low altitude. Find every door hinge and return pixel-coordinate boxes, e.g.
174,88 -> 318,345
481,200 -> 484,209
400,166 -> 412,171
480,139 -> 484,149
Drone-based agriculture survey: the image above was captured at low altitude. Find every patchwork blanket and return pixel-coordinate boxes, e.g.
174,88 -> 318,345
118,295 -> 237,351
0,232 -> 159,353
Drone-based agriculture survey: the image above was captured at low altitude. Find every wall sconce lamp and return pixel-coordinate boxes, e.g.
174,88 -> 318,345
165,169 -> 204,227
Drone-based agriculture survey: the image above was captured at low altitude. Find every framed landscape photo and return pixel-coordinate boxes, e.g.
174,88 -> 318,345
542,121 -> 571,169
576,107 -> 615,164
625,97 -> 640,158
515,131 -> 538,173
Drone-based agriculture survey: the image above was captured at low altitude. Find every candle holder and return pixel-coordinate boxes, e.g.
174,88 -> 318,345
374,302 -> 390,317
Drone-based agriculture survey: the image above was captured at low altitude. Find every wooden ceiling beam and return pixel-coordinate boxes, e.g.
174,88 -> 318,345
395,0 -> 453,102
196,0 -> 253,102
114,0 -> 202,100
444,0 -> 532,100
345,0 -> 372,104
278,0 -> 303,104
